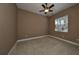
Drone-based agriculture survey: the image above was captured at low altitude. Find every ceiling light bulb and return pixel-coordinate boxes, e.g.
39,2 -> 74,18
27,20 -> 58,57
45,9 -> 49,12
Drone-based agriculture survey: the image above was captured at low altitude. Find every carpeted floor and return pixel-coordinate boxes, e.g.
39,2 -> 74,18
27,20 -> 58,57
9,36 -> 79,55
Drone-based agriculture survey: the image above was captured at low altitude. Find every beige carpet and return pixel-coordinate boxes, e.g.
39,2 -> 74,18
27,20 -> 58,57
9,36 -> 79,55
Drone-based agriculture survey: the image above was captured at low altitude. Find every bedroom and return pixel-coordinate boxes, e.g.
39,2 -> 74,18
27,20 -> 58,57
0,3 -> 79,55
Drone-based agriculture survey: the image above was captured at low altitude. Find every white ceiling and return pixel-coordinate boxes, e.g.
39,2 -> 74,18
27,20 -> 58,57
16,3 -> 76,16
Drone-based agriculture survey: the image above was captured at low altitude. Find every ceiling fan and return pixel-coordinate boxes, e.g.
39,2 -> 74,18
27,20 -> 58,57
39,3 -> 54,14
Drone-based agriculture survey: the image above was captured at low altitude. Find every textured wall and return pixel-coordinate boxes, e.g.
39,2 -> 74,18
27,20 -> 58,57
0,4 -> 16,54
49,4 -> 79,43
17,8 -> 48,39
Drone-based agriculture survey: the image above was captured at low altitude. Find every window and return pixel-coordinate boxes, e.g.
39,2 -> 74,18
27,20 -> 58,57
55,15 -> 68,32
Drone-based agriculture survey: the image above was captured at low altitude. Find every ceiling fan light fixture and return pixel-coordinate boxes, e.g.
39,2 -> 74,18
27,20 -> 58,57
40,3 -> 54,14
44,9 -> 49,12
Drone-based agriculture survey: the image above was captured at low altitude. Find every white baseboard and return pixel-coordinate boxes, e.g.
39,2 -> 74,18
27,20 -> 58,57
17,35 -> 49,42
48,35 -> 79,46
8,35 -> 49,54
8,35 -> 79,54
8,42 -> 17,55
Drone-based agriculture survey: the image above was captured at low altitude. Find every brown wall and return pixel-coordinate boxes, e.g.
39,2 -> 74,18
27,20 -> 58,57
17,8 -> 48,39
49,4 -> 79,43
0,4 -> 16,54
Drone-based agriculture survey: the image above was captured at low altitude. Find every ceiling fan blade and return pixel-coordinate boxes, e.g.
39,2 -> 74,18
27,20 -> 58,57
49,10 -> 53,12
45,3 -> 47,6
42,4 -> 45,8
39,10 -> 44,12
49,4 -> 54,9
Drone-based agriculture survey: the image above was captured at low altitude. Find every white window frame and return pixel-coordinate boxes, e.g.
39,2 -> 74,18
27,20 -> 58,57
55,15 -> 68,32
